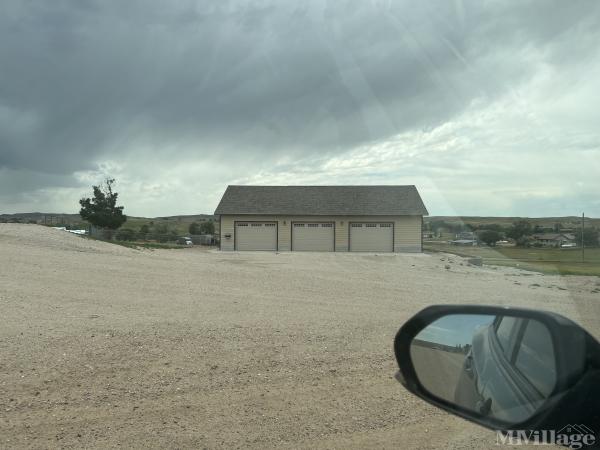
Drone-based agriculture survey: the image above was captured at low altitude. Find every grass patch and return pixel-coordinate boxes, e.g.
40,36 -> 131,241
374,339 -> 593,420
112,241 -> 187,250
82,235 -> 186,250
425,243 -> 600,276
131,242 -> 187,250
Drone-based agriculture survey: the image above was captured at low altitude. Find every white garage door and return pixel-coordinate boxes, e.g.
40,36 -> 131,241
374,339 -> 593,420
292,222 -> 334,252
349,223 -> 393,252
235,222 -> 277,251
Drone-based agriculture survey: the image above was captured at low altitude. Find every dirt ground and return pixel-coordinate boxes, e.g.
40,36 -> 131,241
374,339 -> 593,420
1,224 -> 599,449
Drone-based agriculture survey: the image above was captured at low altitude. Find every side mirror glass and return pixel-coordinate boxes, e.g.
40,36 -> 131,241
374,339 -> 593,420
410,314 -> 556,424
394,306 -> 592,431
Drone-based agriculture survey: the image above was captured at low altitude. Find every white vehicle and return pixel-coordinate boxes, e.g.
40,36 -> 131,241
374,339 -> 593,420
561,242 -> 577,248
177,236 -> 193,245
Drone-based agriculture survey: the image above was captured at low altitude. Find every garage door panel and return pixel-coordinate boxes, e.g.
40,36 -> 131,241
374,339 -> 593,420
292,222 -> 334,252
235,222 -> 277,251
349,223 -> 393,252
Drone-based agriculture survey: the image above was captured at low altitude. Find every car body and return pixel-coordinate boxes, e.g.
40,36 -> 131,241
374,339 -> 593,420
395,305 -> 599,440
453,316 -> 557,423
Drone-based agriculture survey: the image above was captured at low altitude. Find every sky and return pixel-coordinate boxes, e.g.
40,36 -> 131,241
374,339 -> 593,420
1,0 -> 600,217
415,314 -> 494,347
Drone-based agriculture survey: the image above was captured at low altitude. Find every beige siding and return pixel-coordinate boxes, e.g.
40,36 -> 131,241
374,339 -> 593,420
219,215 -> 422,252
393,215 -> 422,252
220,215 -> 235,251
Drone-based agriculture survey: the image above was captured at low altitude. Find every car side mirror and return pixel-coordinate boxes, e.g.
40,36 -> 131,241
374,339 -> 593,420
394,305 -> 600,434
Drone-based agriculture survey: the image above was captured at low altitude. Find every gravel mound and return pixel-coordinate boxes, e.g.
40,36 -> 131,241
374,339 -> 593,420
1,223 -> 598,448
0,223 -> 137,256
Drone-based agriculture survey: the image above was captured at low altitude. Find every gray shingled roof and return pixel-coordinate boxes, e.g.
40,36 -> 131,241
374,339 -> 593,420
214,185 -> 428,216
532,233 -> 573,241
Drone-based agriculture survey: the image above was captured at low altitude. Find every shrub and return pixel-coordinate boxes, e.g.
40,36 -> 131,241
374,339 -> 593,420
479,230 -> 502,246
79,178 -> 126,230
189,222 -> 201,235
507,220 -> 533,240
115,228 -> 136,241
199,220 -> 215,234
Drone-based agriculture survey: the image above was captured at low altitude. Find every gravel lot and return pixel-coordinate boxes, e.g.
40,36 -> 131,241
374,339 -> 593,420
1,224 -> 599,449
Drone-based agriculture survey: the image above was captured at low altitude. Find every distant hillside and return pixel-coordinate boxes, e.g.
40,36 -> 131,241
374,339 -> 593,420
0,212 -> 217,234
0,212 -> 82,224
425,216 -> 599,228
153,214 -> 217,221
3,213 -> 597,232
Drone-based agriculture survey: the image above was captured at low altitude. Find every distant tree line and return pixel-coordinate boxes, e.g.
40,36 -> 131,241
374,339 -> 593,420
189,221 -> 215,235
76,177 -> 217,244
425,219 -> 599,247
112,220 -> 215,243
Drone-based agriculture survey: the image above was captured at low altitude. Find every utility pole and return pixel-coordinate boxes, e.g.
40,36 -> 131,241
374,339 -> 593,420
582,212 -> 585,263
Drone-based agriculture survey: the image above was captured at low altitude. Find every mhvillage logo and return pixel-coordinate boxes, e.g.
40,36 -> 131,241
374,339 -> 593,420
497,424 -> 596,449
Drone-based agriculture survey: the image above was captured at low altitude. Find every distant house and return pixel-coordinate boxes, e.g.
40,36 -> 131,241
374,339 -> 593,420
455,231 -> 475,240
532,233 -> 575,247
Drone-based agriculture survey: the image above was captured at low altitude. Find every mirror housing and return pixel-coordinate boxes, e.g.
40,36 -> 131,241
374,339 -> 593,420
394,305 -> 600,432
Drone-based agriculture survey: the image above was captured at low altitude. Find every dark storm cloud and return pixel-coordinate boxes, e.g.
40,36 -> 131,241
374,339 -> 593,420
1,0 -> 599,214
0,1 -> 594,171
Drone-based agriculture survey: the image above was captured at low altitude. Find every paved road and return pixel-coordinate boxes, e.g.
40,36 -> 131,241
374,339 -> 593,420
410,345 -> 466,402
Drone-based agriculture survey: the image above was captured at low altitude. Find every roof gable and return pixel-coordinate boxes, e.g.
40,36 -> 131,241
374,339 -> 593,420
533,233 -> 573,241
214,185 -> 428,216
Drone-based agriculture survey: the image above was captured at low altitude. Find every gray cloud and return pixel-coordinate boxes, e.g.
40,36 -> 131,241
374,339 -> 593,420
1,0 -> 599,215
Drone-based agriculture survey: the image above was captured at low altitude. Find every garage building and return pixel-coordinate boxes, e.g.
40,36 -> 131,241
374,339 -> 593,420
214,185 -> 428,252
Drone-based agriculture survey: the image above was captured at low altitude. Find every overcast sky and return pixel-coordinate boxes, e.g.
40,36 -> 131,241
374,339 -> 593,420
1,1 -> 599,217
